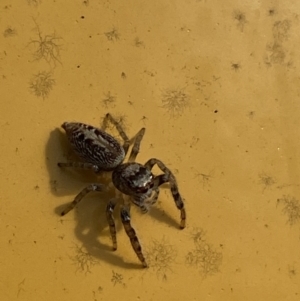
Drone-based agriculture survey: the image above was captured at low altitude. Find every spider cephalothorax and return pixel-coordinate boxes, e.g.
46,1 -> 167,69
113,163 -> 154,196
58,113 -> 186,267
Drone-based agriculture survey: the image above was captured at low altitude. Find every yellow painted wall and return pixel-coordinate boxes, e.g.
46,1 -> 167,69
1,1 -> 300,300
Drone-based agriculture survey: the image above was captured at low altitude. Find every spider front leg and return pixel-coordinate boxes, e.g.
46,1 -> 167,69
145,158 -> 186,229
61,184 -> 104,216
120,205 -> 147,268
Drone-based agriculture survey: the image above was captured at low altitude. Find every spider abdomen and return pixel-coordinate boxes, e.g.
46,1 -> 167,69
62,122 -> 125,170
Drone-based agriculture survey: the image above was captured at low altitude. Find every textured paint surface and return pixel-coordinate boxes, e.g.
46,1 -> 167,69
1,1 -> 300,300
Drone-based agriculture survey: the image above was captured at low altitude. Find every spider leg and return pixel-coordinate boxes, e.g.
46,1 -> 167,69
61,184 -> 104,216
58,162 -> 101,173
120,205 -> 148,268
128,128 -> 145,162
102,113 -> 145,160
106,198 -> 118,250
145,158 -> 186,229
102,113 -> 130,155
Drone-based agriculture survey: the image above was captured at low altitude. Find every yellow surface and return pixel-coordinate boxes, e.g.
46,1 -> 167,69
1,1 -> 300,300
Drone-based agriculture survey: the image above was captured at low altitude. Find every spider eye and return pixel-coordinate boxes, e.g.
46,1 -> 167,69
136,181 -> 154,194
136,186 -> 148,193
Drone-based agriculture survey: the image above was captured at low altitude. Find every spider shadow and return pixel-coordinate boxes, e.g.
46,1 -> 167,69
55,197 -> 142,270
46,128 -> 98,196
148,193 -> 181,229
46,128 -> 143,269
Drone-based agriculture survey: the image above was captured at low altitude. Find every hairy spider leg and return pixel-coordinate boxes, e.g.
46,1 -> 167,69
120,204 -> 148,268
102,113 -> 130,155
103,113 -> 146,161
145,158 -> 186,229
128,128 -> 145,162
106,198 -> 118,250
61,184 -> 104,216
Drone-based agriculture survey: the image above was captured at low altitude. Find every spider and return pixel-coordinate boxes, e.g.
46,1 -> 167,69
58,113 -> 186,267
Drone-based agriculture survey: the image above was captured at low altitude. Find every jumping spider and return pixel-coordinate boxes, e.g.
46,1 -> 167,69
58,113 -> 186,267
